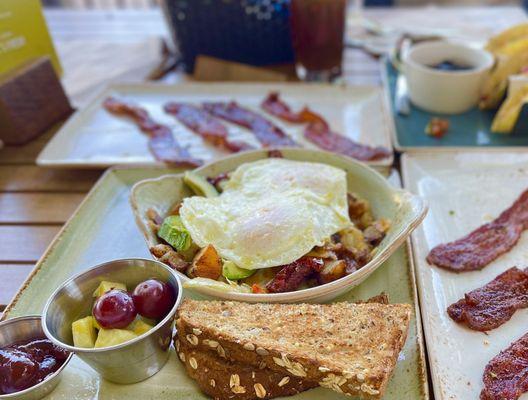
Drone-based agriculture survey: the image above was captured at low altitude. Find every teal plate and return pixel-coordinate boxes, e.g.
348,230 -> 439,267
383,59 -> 528,151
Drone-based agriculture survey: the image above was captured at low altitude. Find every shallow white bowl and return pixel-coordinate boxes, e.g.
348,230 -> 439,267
403,41 -> 494,114
130,149 -> 427,303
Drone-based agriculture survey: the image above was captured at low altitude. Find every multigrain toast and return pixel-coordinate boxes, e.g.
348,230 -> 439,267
178,340 -> 317,400
176,299 -> 411,400
175,294 -> 390,400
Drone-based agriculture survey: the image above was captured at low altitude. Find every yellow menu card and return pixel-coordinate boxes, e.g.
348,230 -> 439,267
0,0 -> 61,76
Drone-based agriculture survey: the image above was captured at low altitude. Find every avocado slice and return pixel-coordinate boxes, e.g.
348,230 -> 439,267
158,215 -> 192,251
222,260 -> 255,280
184,171 -> 219,198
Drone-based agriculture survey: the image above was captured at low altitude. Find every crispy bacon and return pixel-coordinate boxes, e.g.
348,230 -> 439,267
267,149 -> 283,158
261,92 -> 391,162
262,92 -> 324,125
448,267 -> 528,331
304,122 -> 392,161
481,332 -> 528,400
103,97 -> 202,167
427,189 -> 528,272
202,101 -> 297,147
207,172 -> 230,191
266,257 -> 324,293
163,103 -> 253,153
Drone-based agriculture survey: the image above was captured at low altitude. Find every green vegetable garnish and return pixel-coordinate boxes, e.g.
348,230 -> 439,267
183,277 -> 252,294
158,215 -> 191,251
184,171 -> 219,198
222,260 -> 255,280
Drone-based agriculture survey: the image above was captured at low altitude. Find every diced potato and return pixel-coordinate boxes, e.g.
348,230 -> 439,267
127,318 -> 155,336
94,329 -> 138,348
317,260 -> 347,284
150,244 -> 190,272
340,226 -> 369,253
347,194 -> 373,229
374,218 -> 391,233
188,244 -> 222,280
72,316 -> 97,348
93,281 -> 127,298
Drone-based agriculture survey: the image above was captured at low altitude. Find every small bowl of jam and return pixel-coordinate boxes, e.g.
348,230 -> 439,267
0,315 -> 72,400
403,41 -> 494,114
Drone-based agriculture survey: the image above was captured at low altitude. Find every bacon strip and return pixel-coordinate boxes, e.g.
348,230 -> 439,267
103,97 -> 202,167
481,332 -> 528,400
202,101 -> 297,148
447,267 -> 528,331
261,92 -> 391,162
266,257 -> 324,293
304,123 -> 392,161
163,103 -> 253,153
427,189 -> 528,272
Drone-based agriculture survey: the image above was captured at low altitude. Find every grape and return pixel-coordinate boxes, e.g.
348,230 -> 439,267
132,279 -> 175,320
93,289 -> 137,329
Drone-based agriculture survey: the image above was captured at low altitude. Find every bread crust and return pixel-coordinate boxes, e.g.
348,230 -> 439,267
176,299 -> 411,400
177,340 -> 317,399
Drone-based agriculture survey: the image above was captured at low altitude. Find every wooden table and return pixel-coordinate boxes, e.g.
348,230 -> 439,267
0,6 -> 525,313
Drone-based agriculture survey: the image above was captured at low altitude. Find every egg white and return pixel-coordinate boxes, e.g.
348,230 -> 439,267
180,159 -> 351,270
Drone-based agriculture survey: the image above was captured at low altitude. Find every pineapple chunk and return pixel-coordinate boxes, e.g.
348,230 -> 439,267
72,316 -> 97,348
93,281 -> 127,298
92,315 -> 101,330
127,318 -> 155,336
94,329 -> 138,348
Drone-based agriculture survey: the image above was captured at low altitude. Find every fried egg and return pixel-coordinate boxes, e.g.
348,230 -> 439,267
180,159 -> 351,270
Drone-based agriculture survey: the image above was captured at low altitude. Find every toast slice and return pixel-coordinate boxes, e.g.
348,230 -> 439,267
177,340 -> 317,399
176,299 -> 411,400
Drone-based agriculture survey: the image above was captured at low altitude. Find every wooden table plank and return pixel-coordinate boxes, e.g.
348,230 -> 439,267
0,166 -> 100,192
0,129 -> 59,165
0,264 -> 34,308
0,193 -> 85,224
0,226 -> 61,263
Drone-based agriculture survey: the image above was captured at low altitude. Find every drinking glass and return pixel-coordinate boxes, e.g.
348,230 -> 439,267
290,0 -> 347,82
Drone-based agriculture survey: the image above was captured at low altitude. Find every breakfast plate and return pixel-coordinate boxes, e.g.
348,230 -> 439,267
36,82 -> 394,169
383,60 -> 528,152
1,166 -> 427,399
131,148 -> 427,303
402,151 -> 528,400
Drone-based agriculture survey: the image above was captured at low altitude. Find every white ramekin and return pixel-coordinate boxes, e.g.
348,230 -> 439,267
403,41 -> 494,114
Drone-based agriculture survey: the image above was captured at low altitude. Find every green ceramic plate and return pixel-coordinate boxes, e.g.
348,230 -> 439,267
383,59 -> 528,151
2,167 -> 428,399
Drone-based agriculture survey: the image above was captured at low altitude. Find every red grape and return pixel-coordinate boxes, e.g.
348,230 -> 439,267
132,279 -> 175,320
93,289 -> 137,329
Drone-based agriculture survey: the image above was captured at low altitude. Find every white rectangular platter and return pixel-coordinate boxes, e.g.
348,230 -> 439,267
402,151 -> 528,400
3,168 -> 426,399
36,82 -> 394,168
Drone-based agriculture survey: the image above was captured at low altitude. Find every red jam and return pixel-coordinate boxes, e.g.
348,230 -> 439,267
0,338 -> 69,394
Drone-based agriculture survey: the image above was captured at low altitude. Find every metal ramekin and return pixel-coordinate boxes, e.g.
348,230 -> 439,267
0,315 -> 73,400
41,258 -> 182,384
